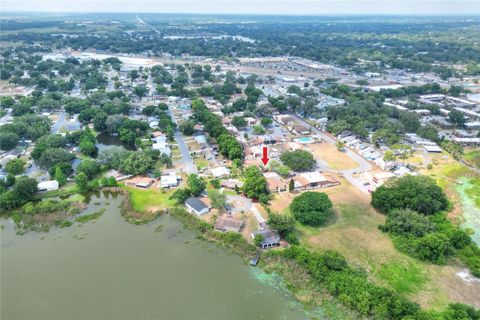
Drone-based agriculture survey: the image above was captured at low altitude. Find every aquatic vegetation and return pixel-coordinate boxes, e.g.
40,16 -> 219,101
75,208 -> 106,223
456,177 -> 480,245
11,199 -> 87,233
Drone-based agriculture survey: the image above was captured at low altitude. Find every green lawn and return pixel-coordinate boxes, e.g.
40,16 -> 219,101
194,157 -> 209,169
375,261 -> 427,294
125,186 -> 176,213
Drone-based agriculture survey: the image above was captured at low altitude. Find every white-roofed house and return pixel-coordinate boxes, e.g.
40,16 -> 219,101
210,166 -> 230,178
160,173 -> 179,188
37,180 -> 59,192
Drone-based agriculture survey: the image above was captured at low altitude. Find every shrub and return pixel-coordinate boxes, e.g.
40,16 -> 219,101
414,233 -> 454,264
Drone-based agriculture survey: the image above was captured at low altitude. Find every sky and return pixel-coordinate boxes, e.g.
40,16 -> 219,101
1,0 -> 480,15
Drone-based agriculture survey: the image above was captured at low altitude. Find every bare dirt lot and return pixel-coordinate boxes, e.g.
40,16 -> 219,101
308,143 -> 359,170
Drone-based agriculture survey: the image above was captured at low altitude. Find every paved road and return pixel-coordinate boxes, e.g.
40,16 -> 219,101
167,106 -> 197,174
288,112 -> 372,195
51,112 -> 66,134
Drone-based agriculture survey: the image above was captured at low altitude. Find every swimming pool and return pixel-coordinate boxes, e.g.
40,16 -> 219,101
294,137 -> 315,144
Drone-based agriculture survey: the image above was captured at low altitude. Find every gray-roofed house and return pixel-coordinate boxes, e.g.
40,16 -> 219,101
185,197 -> 210,216
251,229 -> 281,249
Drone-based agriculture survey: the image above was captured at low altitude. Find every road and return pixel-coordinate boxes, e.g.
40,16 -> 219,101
167,106 -> 197,174
51,112 -> 67,134
288,112 -> 373,194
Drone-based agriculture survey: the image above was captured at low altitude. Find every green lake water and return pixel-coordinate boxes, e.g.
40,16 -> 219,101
1,193 -> 311,320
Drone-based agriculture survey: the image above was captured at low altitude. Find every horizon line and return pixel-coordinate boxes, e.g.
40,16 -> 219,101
2,11 -> 480,17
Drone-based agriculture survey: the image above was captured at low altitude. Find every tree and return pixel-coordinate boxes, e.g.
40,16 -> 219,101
0,132 -> 19,151
289,192 -> 333,226
261,118 -> 273,127
417,124 -> 439,142
231,116 -> 247,128
383,150 -> 396,163
76,160 -> 101,179
414,233 -> 453,264
179,120 -> 195,135
242,166 -> 268,200
392,144 -> 413,164
75,172 -> 89,193
449,110 -> 466,128
280,150 -> 315,172
371,175 -> 448,215
36,148 -> 75,170
380,209 -> 436,237
399,112 -> 421,133
79,138 -> 96,157
207,189 -> 227,211
0,96 -> 15,109
12,176 -> 38,199
336,141 -> 345,151
355,79 -> 369,86
93,111 -> 108,132
253,234 -> 264,247
210,179 -> 220,189
119,151 -> 156,175
169,188 -> 192,204
268,212 -> 296,239
187,174 -> 206,197
288,179 -> 294,192
97,146 -> 131,169
31,134 -> 66,159
54,166 -> 67,186
4,159 -> 26,175
253,125 -> 266,135
134,85 -> 149,98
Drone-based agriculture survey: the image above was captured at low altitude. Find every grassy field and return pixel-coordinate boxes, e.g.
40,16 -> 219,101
271,175 -> 480,309
124,186 -> 176,213
194,157 -> 209,170
464,149 -> 480,169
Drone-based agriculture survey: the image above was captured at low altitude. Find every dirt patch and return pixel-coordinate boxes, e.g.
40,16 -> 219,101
308,143 -> 359,170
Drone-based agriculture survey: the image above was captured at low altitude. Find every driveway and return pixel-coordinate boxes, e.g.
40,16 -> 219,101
226,194 -> 265,224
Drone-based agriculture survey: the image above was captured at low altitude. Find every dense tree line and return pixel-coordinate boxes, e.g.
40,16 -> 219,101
191,99 -> 243,162
3,16 -> 479,78
372,175 -> 480,277
279,246 -> 479,319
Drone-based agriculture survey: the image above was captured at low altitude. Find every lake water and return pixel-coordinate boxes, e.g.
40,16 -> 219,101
0,193 -> 308,320
96,132 -> 136,151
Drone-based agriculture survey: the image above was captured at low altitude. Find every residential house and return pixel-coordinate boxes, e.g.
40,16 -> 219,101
185,197 -> 210,216
264,172 -> 286,192
160,173 -> 179,188
251,229 -> 281,249
220,179 -> 244,189
210,166 -> 230,178
214,215 -> 245,233
37,180 -> 59,192
293,172 -> 340,190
